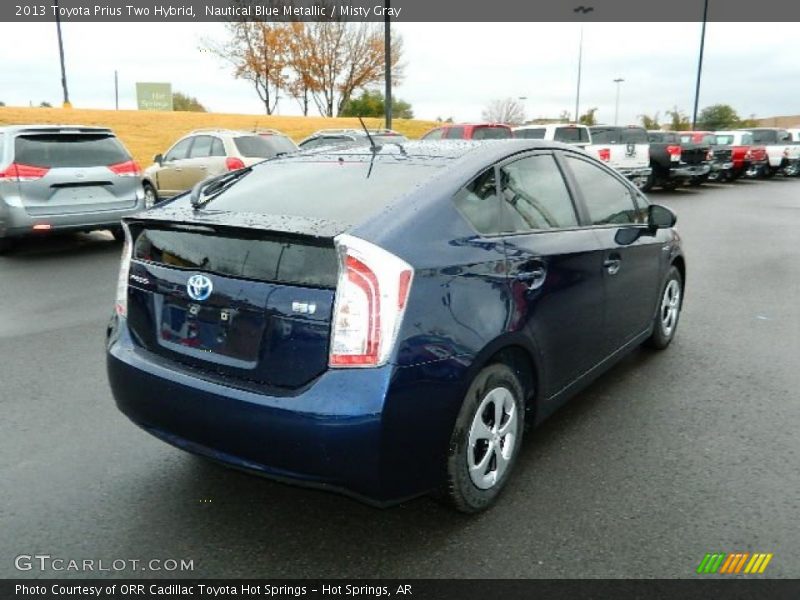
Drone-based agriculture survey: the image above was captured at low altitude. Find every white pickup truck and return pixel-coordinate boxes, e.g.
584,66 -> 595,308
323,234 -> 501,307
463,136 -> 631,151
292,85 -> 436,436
513,124 -> 652,189
740,128 -> 800,177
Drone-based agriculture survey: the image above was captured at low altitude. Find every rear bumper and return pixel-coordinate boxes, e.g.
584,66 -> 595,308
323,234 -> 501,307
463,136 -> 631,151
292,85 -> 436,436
106,318 -> 466,504
670,164 -> 710,179
1,197 -> 145,238
618,166 -> 652,179
710,160 -> 734,172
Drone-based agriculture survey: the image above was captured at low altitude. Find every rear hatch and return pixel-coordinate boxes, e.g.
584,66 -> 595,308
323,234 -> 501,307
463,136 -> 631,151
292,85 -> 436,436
12,129 -> 139,216
125,221 -> 338,390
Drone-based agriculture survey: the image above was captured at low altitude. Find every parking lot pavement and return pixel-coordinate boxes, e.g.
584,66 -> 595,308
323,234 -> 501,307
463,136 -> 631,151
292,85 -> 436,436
2,179 -> 799,579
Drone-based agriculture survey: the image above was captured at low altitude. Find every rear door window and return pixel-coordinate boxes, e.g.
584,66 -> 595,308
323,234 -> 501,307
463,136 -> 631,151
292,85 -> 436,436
14,133 -> 129,167
452,168 -> 500,234
210,137 -> 226,157
499,154 -> 578,232
565,156 -> 643,225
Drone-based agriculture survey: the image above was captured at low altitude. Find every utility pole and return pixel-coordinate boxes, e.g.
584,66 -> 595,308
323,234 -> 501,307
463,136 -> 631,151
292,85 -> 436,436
613,78 -> 624,125
384,0 -> 392,130
54,0 -> 70,107
114,70 -> 119,110
692,0 -> 709,130
574,26 -> 583,123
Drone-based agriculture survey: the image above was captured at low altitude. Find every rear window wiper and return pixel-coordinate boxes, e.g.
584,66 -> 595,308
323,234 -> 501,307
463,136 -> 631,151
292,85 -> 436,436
190,166 -> 253,210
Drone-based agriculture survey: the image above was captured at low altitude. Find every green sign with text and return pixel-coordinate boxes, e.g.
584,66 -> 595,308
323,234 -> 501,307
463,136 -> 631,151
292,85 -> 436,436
136,82 -> 173,111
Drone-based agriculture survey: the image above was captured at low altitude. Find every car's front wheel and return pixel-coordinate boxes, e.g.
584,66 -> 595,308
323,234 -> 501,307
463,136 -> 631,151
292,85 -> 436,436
443,362 -> 525,513
645,266 -> 683,350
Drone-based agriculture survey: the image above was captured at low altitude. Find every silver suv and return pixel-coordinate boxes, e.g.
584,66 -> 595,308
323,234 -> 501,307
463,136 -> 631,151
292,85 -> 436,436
0,125 -> 146,253
143,129 -> 298,201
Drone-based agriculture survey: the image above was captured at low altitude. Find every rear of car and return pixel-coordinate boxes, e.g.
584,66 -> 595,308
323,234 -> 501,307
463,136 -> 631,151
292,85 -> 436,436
0,125 -> 145,250
645,131 -> 710,189
714,131 -> 768,178
586,126 -> 652,188
679,132 -> 727,182
744,128 -> 800,176
421,124 -> 513,140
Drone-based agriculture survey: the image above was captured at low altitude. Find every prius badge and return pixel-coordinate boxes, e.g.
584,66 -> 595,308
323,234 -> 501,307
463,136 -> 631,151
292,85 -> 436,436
187,274 -> 213,302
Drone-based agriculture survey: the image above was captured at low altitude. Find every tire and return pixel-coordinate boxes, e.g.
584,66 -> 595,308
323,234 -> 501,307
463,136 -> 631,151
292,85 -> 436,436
143,182 -> 158,208
110,227 -> 126,242
639,172 -> 655,193
0,237 -> 15,254
645,266 -> 683,350
763,165 -> 776,179
661,180 -> 680,191
443,362 -> 525,513
690,175 -> 708,186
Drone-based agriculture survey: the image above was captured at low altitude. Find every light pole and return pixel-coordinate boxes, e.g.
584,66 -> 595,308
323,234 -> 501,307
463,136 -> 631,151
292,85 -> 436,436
573,6 -> 594,123
384,0 -> 392,130
613,78 -> 624,125
691,0 -> 709,130
54,0 -> 70,107
518,96 -> 528,124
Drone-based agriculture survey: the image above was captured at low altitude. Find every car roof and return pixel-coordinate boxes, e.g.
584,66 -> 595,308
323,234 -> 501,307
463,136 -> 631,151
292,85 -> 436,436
0,124 -> 114,135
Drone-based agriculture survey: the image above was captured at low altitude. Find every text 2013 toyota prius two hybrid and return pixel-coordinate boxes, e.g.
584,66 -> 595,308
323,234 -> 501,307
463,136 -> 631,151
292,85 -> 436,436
106,139 -> 685,513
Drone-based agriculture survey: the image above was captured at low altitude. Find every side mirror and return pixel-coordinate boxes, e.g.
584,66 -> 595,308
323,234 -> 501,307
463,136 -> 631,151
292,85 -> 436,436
648,204 -> 677,231
153,153 -> 163,165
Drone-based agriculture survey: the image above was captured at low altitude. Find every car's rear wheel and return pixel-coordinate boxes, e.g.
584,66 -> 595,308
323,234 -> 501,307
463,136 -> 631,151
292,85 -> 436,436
645,266 -> 683,350
143,182 -> 158,208
763,165 -> 776,178
443,362 -> 525,513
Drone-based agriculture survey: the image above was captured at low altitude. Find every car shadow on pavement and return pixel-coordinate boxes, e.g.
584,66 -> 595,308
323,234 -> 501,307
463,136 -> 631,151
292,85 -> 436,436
0,231 -> 121,261
111,345 -> 667,578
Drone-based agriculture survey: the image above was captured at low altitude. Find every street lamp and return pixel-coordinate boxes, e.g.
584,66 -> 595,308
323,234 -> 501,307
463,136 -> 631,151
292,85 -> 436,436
573,5 -> 594,122
54,0 -> 70,107
384,0 -> 392,130
691,0 -> 710,130
613,78 -> 624,125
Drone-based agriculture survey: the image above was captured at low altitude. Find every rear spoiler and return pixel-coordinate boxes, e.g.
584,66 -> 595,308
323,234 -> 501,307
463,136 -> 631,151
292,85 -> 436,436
16,127 -> 114,135
124,205 -> 349,241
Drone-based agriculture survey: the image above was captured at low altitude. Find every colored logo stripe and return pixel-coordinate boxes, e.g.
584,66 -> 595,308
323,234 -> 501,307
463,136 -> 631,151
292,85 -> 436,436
697,553 -> 773,574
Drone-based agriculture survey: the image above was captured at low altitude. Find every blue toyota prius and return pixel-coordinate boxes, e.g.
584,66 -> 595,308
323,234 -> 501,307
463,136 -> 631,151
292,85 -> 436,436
106,140 -> 685,512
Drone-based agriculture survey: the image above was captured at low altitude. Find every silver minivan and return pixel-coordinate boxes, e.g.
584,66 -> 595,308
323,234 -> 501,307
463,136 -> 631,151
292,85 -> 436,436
0,125 -> 146,253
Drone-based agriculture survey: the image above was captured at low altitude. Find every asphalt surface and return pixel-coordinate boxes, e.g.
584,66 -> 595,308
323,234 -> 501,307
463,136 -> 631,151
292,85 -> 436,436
2,178 -> 799,579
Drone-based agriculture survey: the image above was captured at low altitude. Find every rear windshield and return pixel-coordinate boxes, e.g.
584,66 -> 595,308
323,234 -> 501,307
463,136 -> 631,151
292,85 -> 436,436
648,132 -> 679,143
716,133 -> 753,145
621,128 -> 648,144
233,135 -> 284,158
133,227 -> 338,288
14,133 -> 129,168
207,158 -> 445,224
589,127 -> 621,144
750,130 -> 777,144
260,135 -> 298,155
514,128 -> 545,139
472,127 -> 512,140
299,136 -> 353,149
554,127 -> 589,143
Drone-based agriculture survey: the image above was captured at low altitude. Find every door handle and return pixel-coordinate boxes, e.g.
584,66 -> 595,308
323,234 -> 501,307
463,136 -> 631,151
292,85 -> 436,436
603,257 -> 622,275
515,267 -> 546,290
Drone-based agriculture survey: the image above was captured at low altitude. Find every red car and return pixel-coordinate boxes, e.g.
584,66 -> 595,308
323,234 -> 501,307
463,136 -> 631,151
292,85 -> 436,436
421,123 -> 514,140
714,131 -> 769,178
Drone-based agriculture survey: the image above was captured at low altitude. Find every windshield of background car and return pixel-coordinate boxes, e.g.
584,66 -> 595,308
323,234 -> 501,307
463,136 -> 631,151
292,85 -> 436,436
554,127 -> 590,143
14,133 -> 129,167
207,158 -> 446,224
233,135 -> 281,158
514,128 -> 545,139
472,127 -> 513,140
589,127 -> 621,144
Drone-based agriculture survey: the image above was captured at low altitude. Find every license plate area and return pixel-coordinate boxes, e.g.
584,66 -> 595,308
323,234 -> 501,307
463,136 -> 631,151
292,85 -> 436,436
157,296 -> 265,369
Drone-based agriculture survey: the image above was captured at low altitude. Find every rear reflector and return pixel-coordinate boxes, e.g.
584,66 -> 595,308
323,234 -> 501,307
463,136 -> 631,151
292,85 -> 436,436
0,163 -> 50,182
330,235 -> 413,368
108,160 -> 141,177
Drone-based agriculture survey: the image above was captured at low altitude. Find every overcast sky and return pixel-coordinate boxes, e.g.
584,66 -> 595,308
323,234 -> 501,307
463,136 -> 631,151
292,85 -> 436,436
1,21 -> 798,125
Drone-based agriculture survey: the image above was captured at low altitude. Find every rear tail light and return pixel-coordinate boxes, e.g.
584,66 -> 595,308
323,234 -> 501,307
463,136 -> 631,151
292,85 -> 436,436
706,150 -> 714,160
115,223 -> 133,318
225,157 -> 246,171
108,160 -> 141,177
597,148 -> 611,162
745,149 -> 753,160
666,145 -> 682,161
0,163 -> 50,181
329,234 -> 413,368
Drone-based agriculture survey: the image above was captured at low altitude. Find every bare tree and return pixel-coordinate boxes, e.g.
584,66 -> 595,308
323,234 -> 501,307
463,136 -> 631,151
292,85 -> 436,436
482,98 -> 526,125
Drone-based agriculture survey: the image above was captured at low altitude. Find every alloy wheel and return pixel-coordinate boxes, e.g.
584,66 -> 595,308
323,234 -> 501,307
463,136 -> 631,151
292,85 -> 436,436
467,387 -> 519,490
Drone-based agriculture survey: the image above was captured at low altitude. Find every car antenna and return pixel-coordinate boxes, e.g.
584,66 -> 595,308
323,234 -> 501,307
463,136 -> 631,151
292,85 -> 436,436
358,116 -> 378,153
